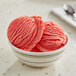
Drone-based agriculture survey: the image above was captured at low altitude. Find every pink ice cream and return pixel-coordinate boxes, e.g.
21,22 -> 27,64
7,16 -> 44,51
36,21 -> 68,52
7,16 -> 68,52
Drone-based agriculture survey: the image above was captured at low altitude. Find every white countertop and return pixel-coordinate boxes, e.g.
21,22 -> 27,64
0,0 -> 76,76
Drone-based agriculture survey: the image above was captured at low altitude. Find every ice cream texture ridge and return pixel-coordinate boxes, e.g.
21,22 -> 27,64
7,16 -> 68,52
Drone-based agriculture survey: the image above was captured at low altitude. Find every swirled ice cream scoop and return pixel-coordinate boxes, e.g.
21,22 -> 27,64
36,21 -> 68,52
7,16 -> 68,52
7,16 -> 44,51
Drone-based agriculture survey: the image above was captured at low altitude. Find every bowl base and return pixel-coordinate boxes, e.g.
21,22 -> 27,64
19,59 -> 55,68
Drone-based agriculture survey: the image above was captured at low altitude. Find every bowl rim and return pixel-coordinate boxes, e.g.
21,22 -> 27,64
8,34 -> 69,56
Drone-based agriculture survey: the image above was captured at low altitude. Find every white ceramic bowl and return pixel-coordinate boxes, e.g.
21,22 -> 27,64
8,37 -> 69,67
